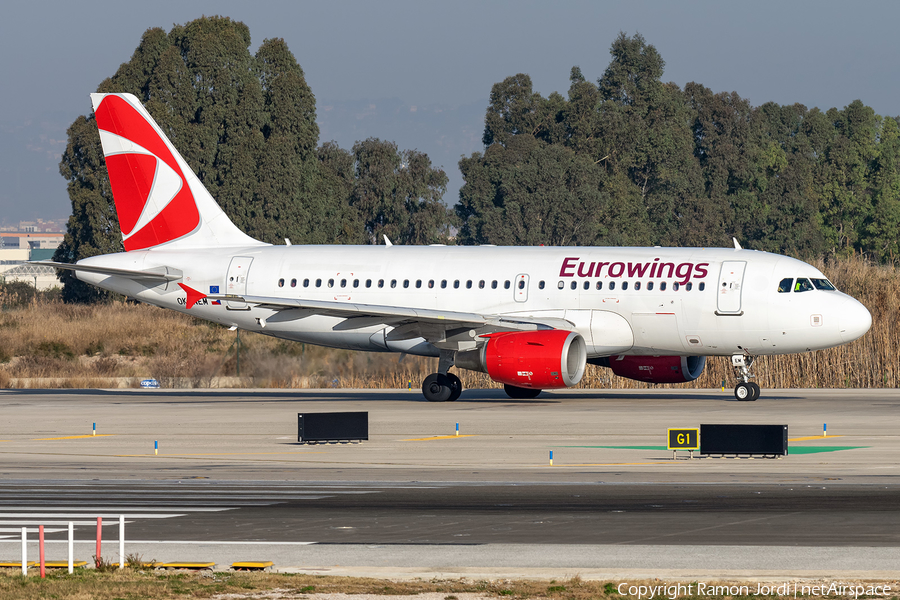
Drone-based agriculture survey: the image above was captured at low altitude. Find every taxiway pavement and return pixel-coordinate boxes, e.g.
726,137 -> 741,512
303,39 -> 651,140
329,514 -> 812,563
0,388 -> 897,578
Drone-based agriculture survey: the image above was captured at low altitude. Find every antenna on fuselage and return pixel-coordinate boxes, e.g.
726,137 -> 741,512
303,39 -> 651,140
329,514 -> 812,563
733,237 -> 742,250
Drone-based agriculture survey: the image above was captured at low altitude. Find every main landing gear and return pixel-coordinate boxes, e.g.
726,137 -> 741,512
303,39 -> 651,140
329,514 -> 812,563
422,350 -> 462,402
731,354 -> 760,401
422,372 -> 462,402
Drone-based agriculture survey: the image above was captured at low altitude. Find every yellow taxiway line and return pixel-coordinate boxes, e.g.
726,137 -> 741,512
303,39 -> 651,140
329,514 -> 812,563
32,434 -> 115,441
536,461 -> 688,467
115,451 -> 326,457
402,435 -> 475,441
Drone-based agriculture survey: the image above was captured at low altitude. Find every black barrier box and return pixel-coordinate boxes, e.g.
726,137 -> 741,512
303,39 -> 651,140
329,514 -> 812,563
298,411 -> 368,443
700,424 -> 788,456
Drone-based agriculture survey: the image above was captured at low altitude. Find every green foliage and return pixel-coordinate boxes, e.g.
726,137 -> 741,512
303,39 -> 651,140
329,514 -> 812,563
350,138 -> 453,245
0,282 -> 51,308
35,341 -> 75,360
460,31 -> 900,263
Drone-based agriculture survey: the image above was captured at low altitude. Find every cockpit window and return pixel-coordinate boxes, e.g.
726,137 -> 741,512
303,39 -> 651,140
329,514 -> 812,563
794,277 -> 814,292
778,278 -> 793,293
811,278 -> 836,291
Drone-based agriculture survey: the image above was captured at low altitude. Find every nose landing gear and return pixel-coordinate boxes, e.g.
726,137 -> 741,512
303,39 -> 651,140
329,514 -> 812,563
731,354 -> 760,401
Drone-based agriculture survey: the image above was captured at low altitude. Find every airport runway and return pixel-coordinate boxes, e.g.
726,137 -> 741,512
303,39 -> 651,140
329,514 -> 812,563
0,388 -> 898,578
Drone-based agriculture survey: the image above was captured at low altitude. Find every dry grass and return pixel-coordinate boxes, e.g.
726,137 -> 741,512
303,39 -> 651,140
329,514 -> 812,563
0,571 -> 894,600
0,255 -> 895,390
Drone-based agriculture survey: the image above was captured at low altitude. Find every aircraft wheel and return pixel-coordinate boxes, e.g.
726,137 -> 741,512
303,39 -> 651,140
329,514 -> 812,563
748,382 -> 761,401
422,374 -> 451,402
504,384 -> 541,399
734,383 -> 754,401
446,373 -> 462,402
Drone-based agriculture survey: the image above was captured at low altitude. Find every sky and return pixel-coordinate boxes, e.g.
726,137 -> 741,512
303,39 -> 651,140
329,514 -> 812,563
2,0 -> 900,224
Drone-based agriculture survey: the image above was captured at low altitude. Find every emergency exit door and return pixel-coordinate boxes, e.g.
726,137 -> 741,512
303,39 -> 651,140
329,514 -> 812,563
514,273 -> 529,302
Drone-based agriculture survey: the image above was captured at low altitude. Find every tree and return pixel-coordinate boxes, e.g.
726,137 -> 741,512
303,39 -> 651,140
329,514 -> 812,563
350,138 -> 452,245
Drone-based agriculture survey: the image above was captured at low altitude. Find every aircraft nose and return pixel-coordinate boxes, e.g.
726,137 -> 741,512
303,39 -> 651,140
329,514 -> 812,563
838,298 -> 872,343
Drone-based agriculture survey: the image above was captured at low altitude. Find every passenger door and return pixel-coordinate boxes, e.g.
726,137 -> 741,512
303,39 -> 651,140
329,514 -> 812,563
716,261 -> 746,314
225,256 -> 253,310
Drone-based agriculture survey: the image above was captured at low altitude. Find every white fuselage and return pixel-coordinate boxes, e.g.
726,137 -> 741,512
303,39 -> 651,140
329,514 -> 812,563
77,244 -> 871,359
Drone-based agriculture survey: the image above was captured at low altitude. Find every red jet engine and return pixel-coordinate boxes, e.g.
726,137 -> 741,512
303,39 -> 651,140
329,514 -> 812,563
456,330 -> 587,389
606,355 -> 706,384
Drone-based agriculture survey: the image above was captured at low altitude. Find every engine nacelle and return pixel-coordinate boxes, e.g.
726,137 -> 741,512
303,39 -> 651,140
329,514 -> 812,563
456,330 -> 587,389
601,355 -> 706,384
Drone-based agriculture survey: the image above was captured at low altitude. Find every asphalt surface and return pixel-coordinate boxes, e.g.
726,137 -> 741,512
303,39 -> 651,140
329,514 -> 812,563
1,387 -> 898,578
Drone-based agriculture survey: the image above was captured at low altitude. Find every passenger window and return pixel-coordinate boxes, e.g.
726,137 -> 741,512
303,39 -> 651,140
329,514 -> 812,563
390,279 -> 397,288
778,278 -> 793,293
609,281 -> 616,291
686,282 -> 692,291
340,279 -> 347,288
698,282 -> 704,291
479,280 -> 485,289
634,281 -> 641,291
673,282 -> 680,291
466,280 -> 473,289
315,278 -> 322,288
647,281 -> 654,291
377,279 -> 384,288
491,280 -> 498,289
365,279 -> 372,288
539,281 -> 545,290
518,280 -> 525,289
290,278 -> 297,288
327,278 -> 334,288
595,281 -> 603,290
303,278 -> 309,287
660,282 -> 666,291
454,280 -> 460,289
504,280 -> 511,289
583,281 -> 590,290
353,279 -> 359,288
795,278 -> 813,293
415,280 -> 421,288
402,279 -> 409,288
441,280 -> 447,289
570,281 -> 577,290
428,280 -> 434,288
622,281 -> 629,291
278,278 -> 285,288
557,281 -> 564,289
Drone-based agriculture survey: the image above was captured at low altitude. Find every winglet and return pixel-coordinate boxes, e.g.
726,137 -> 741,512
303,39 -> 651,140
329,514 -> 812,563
383,235 -> 393,247
177,283 -> 207,309
733,237 -> 742,250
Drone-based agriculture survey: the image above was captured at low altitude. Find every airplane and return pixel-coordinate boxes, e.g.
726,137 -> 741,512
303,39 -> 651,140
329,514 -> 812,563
39,93 -> 872,402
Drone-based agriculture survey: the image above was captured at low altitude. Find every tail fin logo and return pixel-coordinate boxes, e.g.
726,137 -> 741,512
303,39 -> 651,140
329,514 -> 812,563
94,95 -> 200,251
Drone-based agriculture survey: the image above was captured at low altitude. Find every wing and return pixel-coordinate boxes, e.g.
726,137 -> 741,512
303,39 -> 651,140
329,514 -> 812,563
208,293 -> 573,344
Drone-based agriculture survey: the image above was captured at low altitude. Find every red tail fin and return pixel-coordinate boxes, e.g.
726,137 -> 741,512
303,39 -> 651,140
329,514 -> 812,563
91,93 -> 264,251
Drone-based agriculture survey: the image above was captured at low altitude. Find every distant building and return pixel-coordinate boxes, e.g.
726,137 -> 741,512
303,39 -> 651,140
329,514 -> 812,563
0,232 -> 64,250
0,232 -> 64,290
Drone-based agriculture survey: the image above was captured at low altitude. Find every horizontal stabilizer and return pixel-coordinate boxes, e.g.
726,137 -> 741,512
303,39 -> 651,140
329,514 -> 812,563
30,261 -> 183,282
